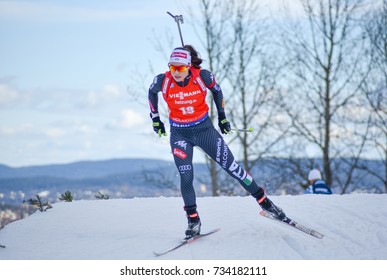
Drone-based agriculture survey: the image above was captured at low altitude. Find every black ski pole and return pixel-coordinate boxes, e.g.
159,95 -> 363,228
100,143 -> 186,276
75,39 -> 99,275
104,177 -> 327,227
167,11 -> 185,47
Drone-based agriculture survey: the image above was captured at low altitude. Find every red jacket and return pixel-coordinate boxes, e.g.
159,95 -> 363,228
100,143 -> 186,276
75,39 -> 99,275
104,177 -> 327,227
162,68 -> 210,126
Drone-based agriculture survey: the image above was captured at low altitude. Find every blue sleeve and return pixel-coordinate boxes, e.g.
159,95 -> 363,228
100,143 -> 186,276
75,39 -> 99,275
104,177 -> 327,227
148,73 -> 165,114
200,69 -> 225,115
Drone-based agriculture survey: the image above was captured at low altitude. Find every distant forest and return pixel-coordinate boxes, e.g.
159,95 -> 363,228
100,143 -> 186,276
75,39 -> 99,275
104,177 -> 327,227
0,158 -> 385,207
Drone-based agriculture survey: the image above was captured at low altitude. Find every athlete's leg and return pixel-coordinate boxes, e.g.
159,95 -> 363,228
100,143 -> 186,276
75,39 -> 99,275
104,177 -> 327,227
170,128 -> 201,236
194,120 -> 264,199
170,129 -> 196,207
194,120 -> 286,220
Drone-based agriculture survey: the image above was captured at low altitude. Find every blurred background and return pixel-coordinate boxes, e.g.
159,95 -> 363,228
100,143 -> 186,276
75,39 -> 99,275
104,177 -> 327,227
0,0 -> 386,228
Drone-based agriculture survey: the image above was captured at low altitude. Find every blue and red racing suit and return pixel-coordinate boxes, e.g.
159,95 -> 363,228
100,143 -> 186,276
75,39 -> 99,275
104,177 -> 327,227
148,67 -> 264,207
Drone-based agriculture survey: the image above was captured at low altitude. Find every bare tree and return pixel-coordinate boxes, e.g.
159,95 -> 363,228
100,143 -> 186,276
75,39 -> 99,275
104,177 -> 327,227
280,0 -> 371,192
188,0 -> 291,195
187,0 -> 238,196
138,0 -> 239,197
359,0 -> 387,192
226,1 -> 290,174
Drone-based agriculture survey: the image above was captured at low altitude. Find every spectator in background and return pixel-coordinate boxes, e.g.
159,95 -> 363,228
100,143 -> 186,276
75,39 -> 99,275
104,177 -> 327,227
305,169 -> 333,195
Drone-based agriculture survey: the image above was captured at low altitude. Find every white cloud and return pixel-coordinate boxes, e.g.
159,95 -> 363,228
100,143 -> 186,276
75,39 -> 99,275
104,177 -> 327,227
106,109 -> 146,130
103,84 -> 122,98
0,84 -> 19,105
73,123 -> 95,134
0,124 -> 33,136
86,84 -> 125,107
86,90 -> 99,107
44,128 -> 66,138
0,80 -> 129,112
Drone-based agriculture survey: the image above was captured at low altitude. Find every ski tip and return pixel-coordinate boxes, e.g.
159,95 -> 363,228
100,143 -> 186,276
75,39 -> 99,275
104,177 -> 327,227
153,227 -> 221,257
205,227 -> 222,234
197,227 -> 221,237
153,251 -> 163,257
313,231 -> 324,239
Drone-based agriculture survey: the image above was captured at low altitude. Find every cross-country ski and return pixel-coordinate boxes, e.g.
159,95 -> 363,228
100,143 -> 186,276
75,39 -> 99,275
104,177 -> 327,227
153,228 -> 221,257
260,210 -> 324,239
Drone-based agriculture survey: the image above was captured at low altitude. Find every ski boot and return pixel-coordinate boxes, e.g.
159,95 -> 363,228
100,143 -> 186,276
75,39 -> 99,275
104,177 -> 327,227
184,205 -> 201,238
257,193 -> 286,221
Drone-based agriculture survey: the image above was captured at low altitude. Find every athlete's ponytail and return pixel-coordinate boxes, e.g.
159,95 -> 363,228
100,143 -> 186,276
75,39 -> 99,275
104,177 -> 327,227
184,45 -> 202,69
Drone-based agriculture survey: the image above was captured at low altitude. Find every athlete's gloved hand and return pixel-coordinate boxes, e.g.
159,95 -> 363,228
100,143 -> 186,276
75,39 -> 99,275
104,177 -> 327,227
151,114 -> 167,137
218,113 -> 232,134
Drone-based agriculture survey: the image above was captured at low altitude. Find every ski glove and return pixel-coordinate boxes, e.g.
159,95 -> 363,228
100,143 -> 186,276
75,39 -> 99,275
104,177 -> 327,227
218,113 -> 232,134
151,114 -> 167,137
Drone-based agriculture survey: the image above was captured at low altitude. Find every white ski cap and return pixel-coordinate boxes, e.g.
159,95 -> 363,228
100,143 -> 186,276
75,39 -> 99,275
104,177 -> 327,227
169,49 -> 191,65
308,169 -> 322,181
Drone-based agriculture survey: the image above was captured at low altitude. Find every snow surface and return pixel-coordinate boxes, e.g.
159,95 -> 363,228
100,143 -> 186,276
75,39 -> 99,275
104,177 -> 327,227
0,194 -> 387,260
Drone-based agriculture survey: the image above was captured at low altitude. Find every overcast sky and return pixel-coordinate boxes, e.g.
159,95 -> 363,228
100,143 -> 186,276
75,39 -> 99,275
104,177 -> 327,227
0,0 -> 294,167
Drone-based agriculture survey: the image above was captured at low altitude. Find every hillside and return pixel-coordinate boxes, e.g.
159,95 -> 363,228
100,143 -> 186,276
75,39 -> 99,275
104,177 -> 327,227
0,158 -> 385,206
0,158 -> 181,205
1,194 -> 386,260
0,158 -> 173,179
